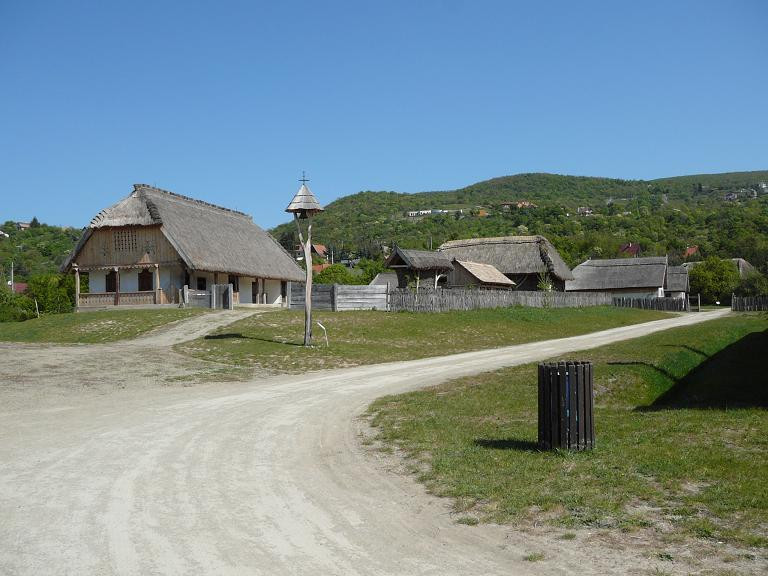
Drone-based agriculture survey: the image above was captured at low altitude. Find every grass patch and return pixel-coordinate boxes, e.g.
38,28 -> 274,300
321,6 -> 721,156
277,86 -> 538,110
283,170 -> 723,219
0,308 -> 204,343
180,306 -> 670,373
366,314 -> 768,549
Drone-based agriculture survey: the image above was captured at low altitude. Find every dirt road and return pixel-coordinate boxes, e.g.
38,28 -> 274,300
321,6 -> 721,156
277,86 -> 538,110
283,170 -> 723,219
0,309 -> 735,575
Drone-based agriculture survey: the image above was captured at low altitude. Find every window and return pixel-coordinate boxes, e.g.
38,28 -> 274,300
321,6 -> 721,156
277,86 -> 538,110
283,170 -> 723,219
197,277 -> 207,291
138,269 -> 153,291
114,229 -> 137,252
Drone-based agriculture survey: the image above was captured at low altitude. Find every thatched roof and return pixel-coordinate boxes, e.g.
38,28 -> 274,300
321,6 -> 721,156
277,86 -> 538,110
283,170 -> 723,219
665,266 -> 689,292
63,184 -> 304,281
369,272 -> 398,286
566,257 -> 668,291
454,260 -> 515,286
385,247 -> 454,272
438,236 -> 573,281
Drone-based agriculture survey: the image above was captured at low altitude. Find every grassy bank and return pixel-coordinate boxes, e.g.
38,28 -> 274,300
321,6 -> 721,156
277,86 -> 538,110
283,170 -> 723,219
367,314 -> 768,552
0,308 -> 204,343
181,306 -> 670,373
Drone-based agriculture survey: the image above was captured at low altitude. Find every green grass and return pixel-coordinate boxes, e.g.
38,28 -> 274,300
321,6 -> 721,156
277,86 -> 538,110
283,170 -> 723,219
0,308 -> 204,343
367,314 -> 768,549
180,306 -> 670,373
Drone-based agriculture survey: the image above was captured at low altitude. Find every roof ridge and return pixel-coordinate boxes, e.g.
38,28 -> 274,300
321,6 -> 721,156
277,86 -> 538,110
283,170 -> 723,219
133,184 -> 250,219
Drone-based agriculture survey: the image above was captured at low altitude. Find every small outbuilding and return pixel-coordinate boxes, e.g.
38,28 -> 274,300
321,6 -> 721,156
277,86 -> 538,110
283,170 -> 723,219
385,246 -> 454,289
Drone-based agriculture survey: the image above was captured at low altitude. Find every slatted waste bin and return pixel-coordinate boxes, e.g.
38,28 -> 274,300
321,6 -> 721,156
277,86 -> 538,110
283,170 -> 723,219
538,361 -> 595,450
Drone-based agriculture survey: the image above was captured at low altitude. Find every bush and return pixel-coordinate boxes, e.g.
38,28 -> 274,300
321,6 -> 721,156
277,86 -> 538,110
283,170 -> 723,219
25,274 -> 75,314
736,271 -> 768,297
688,257 -> 741,304
0,288 -> 35,322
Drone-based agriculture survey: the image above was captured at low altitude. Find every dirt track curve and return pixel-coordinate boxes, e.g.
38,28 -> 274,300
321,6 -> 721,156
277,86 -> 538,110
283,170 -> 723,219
0,309 -> 734,575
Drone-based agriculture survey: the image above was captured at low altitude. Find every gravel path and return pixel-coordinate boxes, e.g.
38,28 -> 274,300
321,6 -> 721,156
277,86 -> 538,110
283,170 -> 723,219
0,309 -> 739,575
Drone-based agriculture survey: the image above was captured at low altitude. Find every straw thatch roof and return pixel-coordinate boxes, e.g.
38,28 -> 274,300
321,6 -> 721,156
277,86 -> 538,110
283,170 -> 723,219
665,266 -> 689,292
385,247 -> 454,272
369,272 -> 398,286
438,236 -> 573,281
453,260 -> 515,287
566,256 -> 668,291
62,184 -> 304,281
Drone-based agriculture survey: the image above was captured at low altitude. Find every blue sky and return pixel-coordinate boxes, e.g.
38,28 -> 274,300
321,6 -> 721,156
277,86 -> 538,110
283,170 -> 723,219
1,1 -> 766,229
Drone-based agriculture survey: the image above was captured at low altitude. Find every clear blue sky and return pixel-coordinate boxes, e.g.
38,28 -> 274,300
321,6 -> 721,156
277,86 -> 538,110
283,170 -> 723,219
1,1 -> 766,229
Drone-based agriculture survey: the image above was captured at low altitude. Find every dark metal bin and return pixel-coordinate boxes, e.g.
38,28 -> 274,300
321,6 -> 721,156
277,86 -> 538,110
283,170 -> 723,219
538,361 -> 595,450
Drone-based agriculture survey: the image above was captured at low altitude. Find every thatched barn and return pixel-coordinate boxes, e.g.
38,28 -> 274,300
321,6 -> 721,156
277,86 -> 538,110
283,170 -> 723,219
61,184 -> 304,308
566,256 -> 688,299
437,236 -> 573,291
385,247 -> 454,289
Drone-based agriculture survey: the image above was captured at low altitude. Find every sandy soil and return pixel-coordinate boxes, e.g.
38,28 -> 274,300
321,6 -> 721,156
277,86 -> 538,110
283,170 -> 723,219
1,308 -> 762,575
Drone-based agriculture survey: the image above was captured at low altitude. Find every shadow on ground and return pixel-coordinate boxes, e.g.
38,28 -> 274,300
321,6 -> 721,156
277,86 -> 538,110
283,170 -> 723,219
638,329 -> 768,410
204,333 -> 303,346
473,439 -> 539,452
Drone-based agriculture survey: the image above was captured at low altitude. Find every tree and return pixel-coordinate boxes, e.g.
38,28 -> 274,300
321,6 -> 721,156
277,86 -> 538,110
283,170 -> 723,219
30,217 -> 41,228
688,257 -> 741,304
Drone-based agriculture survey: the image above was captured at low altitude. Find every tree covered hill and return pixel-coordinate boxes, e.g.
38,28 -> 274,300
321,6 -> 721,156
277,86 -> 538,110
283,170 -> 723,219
271,170 -> 768,271
0,219 -> 81,283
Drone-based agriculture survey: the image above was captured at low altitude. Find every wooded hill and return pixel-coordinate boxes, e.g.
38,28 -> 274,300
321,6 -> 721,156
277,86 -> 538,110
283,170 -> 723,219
0,220 -> 81,283
271,170 -> 768,271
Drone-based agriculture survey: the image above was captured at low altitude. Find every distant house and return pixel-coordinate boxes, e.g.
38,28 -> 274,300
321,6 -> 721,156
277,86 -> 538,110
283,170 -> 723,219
567,256 -> 688,299
619,242 -> 641,257
724,192 -> 739,202
16,222 -> 31,231
683,245 -> 699,259
385,246 -> 454,289
516,200 -> 538,209
438,236 -> 573,291
577,206 -> 593,216
8,282 -> 28,294
0,230 -> 9,239
61,184 -> 304,308
447,260 -> 515,289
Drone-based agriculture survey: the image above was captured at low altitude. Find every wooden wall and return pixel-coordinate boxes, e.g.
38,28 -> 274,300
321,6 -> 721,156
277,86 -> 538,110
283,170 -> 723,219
75,226 -> 181,268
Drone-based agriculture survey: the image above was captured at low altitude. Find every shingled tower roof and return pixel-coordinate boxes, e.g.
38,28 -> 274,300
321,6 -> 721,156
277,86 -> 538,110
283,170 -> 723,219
285,183 -> 324,217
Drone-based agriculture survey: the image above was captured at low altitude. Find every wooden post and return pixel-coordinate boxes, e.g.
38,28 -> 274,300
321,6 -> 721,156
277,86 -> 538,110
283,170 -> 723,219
115,267 -> 120,306
154,264 -> 160,304
73,265 -> 80,311
294,214 -> 314,346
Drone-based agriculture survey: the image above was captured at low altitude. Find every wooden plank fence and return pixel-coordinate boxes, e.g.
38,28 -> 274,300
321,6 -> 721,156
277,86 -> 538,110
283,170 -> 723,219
732,296 -> 768,311
388,288 -> 612,312
289,284 -> 388,311
612,296 -> 688,312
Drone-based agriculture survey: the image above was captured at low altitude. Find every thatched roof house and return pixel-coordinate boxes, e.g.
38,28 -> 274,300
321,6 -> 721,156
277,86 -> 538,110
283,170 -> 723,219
566,256 -> 688,299
62,184 -> 303,308
438,236 -> 573,291
682,258 -> 756,279
385,247 -> 454,289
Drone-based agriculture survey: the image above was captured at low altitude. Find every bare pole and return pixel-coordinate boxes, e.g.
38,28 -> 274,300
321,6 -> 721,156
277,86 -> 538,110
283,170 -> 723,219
294,214 -> 313,346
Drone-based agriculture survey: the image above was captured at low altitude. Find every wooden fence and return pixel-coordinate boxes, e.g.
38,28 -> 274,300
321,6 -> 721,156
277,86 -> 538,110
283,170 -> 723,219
289,284 -> 388,311
732,296 -> 768,311
612,296 -> 688,312
388,288 -> 612,312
